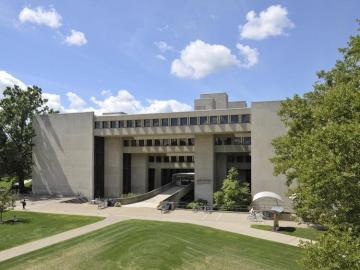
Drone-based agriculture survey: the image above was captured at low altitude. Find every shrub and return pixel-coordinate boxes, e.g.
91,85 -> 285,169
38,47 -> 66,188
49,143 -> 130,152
114,202 -> 122,207
186,199 -> 208,209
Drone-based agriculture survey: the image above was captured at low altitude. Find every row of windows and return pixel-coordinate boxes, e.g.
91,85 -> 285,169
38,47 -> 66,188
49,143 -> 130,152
95,114 -> 250,129
124,138 -> 195,147
227,155 -> 251,163
149,155 -> 194,163
215,137 -> 251,145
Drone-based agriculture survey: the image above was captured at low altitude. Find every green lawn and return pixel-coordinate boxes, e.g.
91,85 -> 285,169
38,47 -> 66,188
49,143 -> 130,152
0,211 -> 104,251
1,220 -> 303,270
251,224 -> 323,240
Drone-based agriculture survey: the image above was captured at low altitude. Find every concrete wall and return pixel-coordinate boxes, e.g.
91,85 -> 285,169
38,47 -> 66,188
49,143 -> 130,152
131,154 -> 148,193
104,137 -> 123,197
251,101 -> 289,205
32,112 -> 94,198
215,154 -> 227,190
194,135 -> 215,204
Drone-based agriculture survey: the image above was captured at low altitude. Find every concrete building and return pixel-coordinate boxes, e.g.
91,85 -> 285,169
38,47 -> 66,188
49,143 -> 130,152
32,93 -> 288,205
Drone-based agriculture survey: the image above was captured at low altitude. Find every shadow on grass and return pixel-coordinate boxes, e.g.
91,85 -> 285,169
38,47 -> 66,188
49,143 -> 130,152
1,218 -> 32,225
278,227 -> 296,232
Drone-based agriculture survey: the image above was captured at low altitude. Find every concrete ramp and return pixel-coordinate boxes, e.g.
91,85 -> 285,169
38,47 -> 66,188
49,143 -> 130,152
123,185 -> 186,208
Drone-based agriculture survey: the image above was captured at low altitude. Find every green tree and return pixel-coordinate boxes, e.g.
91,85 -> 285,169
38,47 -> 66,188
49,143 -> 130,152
0,186 -> 16,223
214,167 -> 251,211
0,85 -> 56,193
271,21 -> 360,269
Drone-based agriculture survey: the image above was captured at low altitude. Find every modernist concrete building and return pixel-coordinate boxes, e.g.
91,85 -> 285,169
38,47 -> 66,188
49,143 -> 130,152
32,93 -> 288,205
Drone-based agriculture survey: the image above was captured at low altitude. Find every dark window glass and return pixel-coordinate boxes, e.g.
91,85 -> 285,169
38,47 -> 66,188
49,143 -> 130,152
189,117 -> 198,125
102,121 -> 109,128
156,156 -> 162,163
236,156 -> 243,163
171,156 -> 177,163
180,117 -> 188,126
118,120 -> 124,128
163,139 -> 170,146
210,116 -> 217,124
199,116 -> 208,125
227,155 -> 235,163
179,156 -> 185,162
95,121 -> 101,129
154,139 -> 161,146
135,120 -> 142,127
131,140 -> 136,147
123,140 -> 129,147
241,114 -> 251,123
230,115 -> 239,124
149,156 -> 154,163
233,137 -> 242,145
170,118 -> 178,126
144,119 -> 151,127
179,138 -> 186,146
188,138 -> 195,146
186,156 -> 194,163
153,119 -> 159,127
243,137 -> 251,145
171,139 -> 178,146
139,140 -> 144,146
215,137 -> 222,145
146,139 -> 153,146
225,137 -> 232,145
127,120 -> 133,128
110,121 -> 116,128
220,115 -> 228,124
164,156 -> 170,163
245,155 -> 251,162
161,118 -> 169,126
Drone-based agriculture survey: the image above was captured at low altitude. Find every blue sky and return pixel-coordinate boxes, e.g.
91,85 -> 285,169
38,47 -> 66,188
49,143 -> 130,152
0,0 -> 359,113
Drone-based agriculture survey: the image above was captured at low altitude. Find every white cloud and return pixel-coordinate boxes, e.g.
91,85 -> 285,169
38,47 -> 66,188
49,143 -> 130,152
141,99 -> 191,114
19,7 -> 62,28
239,5 -> 294,40
42,93 -> 63,111
101,90 -> 112,96
66,91 -> 88,111
171,40 -> 241,79
154,41 -> 173,53
236,43 -> 259,68
156,54 -> 166,61
65,30 -> 87,46
0,71 -> 27,95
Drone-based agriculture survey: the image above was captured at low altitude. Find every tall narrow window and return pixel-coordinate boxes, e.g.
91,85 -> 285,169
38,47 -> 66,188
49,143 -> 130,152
230,115 -> 239,124
118,120 -> 124,128
189,117 -> 198,125
153,119 -> 159,127
170,118 -> 178,126
220,115 -> 228,124
131,140 -> 136,147
180,117 -> 188,126
199,116 -> 208,125
210,116 -> 217,124
135,120 -> 142,127
139,140 -> 145,146
95,121 -> 101,129
110,121 -> 117,128
161,118 -> 169,126
241,114 -> 251,123
144,119 -> 151,127
102,121 -> 109,128
127,120 -> 133,128
154,139 -> 161,146
171,139 -> 178,146
146,139 -> 153,146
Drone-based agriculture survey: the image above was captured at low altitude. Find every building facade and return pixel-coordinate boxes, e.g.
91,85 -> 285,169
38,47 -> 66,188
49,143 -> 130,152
32,93 -> 288,205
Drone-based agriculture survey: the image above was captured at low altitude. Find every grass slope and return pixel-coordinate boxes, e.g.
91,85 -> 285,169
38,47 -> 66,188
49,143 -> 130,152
0,211 -> 104,251
1,219 -> 303,270
251,224 -> 323,240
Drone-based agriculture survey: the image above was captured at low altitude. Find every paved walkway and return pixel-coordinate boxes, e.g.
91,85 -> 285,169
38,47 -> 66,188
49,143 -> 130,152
0,198 -> 310,263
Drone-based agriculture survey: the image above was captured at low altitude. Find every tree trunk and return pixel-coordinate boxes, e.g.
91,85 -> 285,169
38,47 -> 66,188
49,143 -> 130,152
18,173 -> 25,194
0,211 -> 3,224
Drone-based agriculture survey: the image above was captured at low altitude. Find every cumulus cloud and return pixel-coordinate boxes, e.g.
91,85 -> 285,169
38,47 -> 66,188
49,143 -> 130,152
18,6 -> 62,28
65,30 -> 87,46
0,71 -> 27,95
171,40 -> 258,79
239,5 -> 294,40
141,99 -> 191,114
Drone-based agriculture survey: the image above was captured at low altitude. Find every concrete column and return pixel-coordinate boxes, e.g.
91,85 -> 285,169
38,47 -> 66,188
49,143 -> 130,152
154,168 -> 162,188
131,154 -> 148,194
215,154 -> 227,191
194,134 -> 215,204
104,137 -> 123,197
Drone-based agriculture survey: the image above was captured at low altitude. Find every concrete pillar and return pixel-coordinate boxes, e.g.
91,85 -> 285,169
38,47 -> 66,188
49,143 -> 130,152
154,168 -> 162,188
194,134 -> 215,204
104,137 -> 123,197
131,154 -> 148,194
215,154 -> 227,190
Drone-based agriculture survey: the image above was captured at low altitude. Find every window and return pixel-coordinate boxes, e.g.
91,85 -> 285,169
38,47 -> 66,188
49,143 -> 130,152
180,117 -> 188,126
179,156 -> 185,162
230,115 -> 239,124
95,121 -> 101,129
179,138 -> 186,146
189,117 -> 198,125
227,155 -> 235,163
224,137 -> 232,145
123,140 -> 129,147
233,137 -> 242,145
236,156 -> 243,163
186,156 -> 194,163
245,155 -> 251,163
126,120 -> 133,128
243,137 -> 251,145
110,121 -> 117,128
146,139 -> 153,146
210,116 -> 217,124
131,140 -> 136,147
215,137 -> 222,145
156,156 -> 162,163
241,114 -> 251,123
188,138 -> 195,146
164,156 -> 170,163
149,156 -> 154,163
161,118 -> 169,126
171,156 -> 177,163
102,121 -> 109,128
220,115 -> 228,124
118,120 -> 124,128
144,119 -> 151,127
135,120 -> 142,127
153,119 -> 159,127
199,116 -> 208,125
154,139 -> 161,146
163,139 -> 170,146
171,139 -> 178,146
139,140 -> 144,146
170,118 -> 178,126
